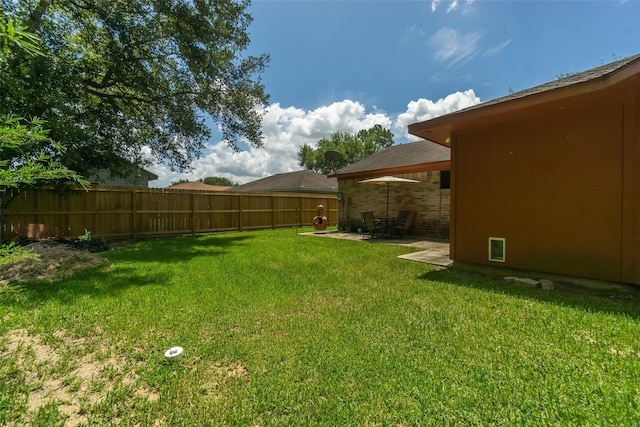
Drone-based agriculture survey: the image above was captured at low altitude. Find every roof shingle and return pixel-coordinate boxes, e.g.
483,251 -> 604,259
169,182 -> 231,191
334,139 -> 450,176
226,170 -> 337,193
452,53 -> 640,115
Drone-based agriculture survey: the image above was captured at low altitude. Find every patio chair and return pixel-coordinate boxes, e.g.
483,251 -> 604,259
360,211 -> 384,239
395,210 -> 410,227
393,211 -> 416,238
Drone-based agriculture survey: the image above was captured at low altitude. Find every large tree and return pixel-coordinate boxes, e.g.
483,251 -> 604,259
1,0 -> 269,177
298,125 -> 394,174
1,18 -> 88,242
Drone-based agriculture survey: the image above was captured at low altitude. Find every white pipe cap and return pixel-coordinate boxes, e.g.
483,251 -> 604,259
164,346 -> 184,359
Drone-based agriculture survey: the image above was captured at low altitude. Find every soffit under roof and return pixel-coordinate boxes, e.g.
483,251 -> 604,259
409,54 -> 640,145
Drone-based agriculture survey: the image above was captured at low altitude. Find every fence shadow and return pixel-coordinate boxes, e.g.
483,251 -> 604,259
0,234 -> 257,307
2,266 -> 173,307
105,233 -> 255,264
419,268 -> 640,319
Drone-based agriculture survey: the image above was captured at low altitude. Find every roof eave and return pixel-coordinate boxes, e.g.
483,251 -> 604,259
334,160 -> 450,180
409,57 -> 640,144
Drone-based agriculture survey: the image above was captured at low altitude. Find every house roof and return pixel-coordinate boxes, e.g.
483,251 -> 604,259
169,182 -> 231,191
142,169 -> 159,181
332,139 -> 450,180
409,53 -> 640,144
226,170 -> 338,193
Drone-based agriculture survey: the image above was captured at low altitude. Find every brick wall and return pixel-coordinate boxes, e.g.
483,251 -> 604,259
337,171 -> 450,239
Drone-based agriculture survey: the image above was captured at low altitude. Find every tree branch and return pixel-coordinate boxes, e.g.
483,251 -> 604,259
26,0 -> 52,34
84,86 -> 154,105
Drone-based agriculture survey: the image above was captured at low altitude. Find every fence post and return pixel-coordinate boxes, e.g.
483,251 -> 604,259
65,189 -> 71,238
299,196 -> 303,227
191,193 -> 196,235
238,194 -> 242,231
131,189 -> 136,239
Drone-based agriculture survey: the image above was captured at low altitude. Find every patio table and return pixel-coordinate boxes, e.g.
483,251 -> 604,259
376,216 -> 396,237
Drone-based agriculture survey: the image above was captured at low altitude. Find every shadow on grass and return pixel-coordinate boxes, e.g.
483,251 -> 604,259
1,266 -> 172,307
420,268 -> 640,319
0,233 -> 256,307
106,233 -> 255,264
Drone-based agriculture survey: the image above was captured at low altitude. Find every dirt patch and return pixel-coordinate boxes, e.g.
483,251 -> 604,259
196,359 -> 251,399
1,328 -> 159,426
0,241 -> 109,285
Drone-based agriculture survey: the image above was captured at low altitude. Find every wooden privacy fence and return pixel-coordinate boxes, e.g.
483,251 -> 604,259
1,186 -> 338,241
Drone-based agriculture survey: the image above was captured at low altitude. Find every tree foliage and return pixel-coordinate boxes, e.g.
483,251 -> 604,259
171,176 -> 236,186
0,17 -> 42,57
298,125 -> 394,174
0,115 -> 87,191
1,18 -> 87,196
0,17 -> 88,245
202,176 -> 236,187
1,0 -> 269,177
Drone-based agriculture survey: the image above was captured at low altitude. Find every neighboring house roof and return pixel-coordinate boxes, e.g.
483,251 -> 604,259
140,169 -> 159,181
169,182 -> 231,191
89,166 -> 158,187
332,139 -> 450,180
226,170 -> 338,193
409,53 -> 640,144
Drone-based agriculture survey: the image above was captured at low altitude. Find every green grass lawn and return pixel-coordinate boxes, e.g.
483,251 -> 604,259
1,228 -> 639,426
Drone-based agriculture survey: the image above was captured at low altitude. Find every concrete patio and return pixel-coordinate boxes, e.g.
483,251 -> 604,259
301,230 -> 452,267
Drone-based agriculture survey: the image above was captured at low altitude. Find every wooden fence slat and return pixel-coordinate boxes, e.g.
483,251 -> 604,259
2,186 -> 338,241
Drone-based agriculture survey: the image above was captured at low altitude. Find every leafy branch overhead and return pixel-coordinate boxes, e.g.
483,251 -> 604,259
1,19 -> 87,195
298,125 -> 394,175
1,0 -> 270,176
0,19 -> 43,57
0,115 -> 88,191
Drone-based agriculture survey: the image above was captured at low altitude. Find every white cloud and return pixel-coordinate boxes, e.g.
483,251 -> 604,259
403,24 -> 424,40
148,92 -> 481,187
430,28 -> 482,68
484,39 -> 512,57
150,100 -> 391,187
462,0 -> 474,14
432,0 -> 474,14
395,89 -> 481,140
446,0 -> 458,13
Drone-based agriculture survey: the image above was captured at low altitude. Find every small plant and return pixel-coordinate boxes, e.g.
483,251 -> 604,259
77,229 -> 91,242
0,242 -> 40,266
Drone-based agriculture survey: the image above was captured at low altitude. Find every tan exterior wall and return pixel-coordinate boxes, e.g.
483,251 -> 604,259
452,98 -> 628,282
338,171 -> 449,239
622,91 -> 640,285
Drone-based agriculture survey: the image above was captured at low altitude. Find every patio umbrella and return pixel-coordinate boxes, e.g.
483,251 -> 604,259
358,175 -> 420,219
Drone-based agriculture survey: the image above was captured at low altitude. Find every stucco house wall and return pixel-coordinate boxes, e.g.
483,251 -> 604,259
409,54 -> 640,285
453,100 -> 623,282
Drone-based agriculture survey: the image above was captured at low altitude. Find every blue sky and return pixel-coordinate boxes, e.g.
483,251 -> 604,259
150,0 -> 640,187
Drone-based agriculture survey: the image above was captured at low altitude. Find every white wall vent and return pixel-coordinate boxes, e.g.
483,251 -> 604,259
489,237 -> 506,263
